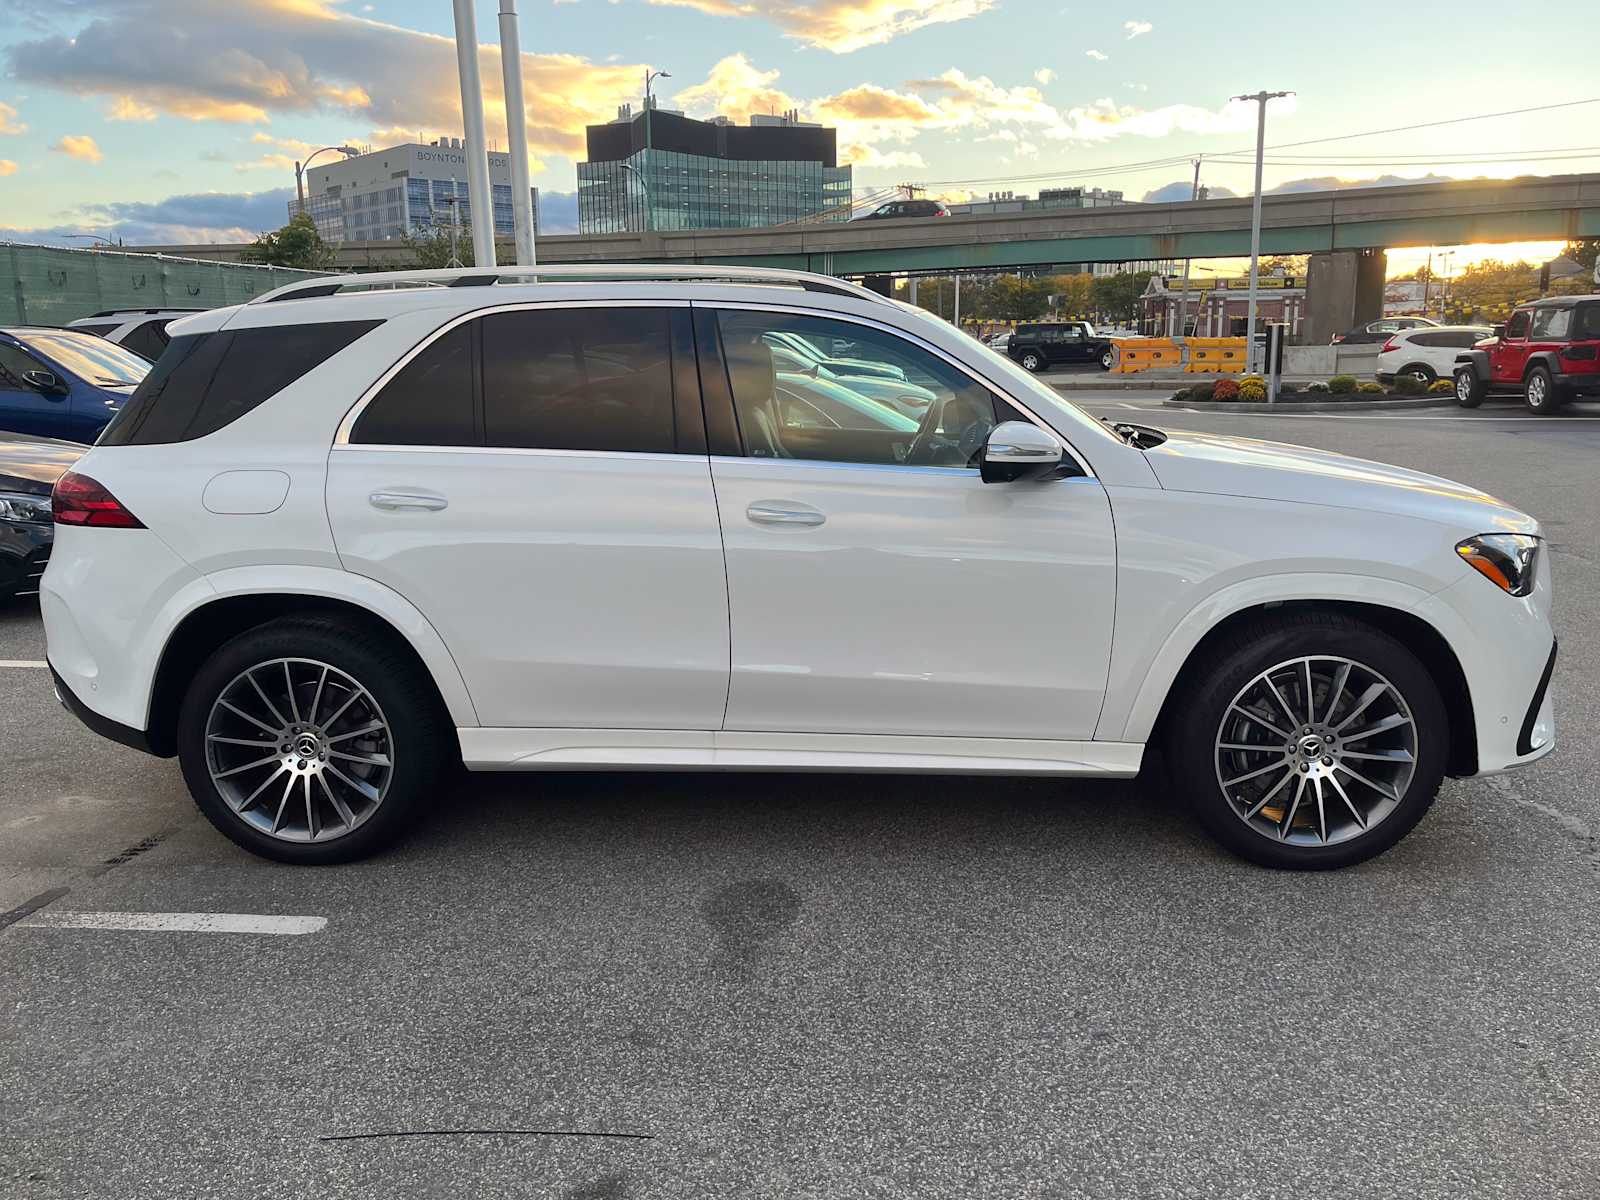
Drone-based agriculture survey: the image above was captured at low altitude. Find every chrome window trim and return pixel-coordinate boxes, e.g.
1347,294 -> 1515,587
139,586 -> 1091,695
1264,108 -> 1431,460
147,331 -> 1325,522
333,298 -> 691,447
699,300 -> 1096,479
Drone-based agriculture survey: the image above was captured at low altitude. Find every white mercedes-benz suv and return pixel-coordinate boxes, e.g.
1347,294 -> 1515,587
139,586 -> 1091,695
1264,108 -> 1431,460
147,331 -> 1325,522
41,266 -> 1556,870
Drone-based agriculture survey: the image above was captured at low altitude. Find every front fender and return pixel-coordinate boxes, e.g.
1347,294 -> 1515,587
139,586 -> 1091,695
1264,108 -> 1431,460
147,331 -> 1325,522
1455,348 -> 1490,377
1105,571 -> 1443,744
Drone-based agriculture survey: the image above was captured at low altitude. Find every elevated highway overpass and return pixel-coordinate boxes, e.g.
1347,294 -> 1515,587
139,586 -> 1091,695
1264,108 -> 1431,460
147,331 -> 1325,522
138,173 -> 1600,341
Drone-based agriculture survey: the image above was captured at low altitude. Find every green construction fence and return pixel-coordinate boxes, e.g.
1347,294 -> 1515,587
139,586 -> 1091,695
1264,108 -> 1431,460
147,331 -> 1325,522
1,242 -> 328,326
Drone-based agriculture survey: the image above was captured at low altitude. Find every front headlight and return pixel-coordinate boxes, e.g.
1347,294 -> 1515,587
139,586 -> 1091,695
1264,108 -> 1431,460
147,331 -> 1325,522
0,492 -> 52,525
1456,533 -> 1540,597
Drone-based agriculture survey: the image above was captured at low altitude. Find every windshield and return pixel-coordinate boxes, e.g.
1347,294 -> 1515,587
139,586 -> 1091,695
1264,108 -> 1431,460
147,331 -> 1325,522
23,330 -> 152,386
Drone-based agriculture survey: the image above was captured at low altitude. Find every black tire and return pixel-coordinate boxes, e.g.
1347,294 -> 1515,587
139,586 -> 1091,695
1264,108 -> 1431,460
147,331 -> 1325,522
1019,351 -> 1043,373
1454,366 -> 1484,408
1166,610 -> 1448,870
177,615 -> 452,864
1524,364 -> 1562,414
1400,363 -> 1436,384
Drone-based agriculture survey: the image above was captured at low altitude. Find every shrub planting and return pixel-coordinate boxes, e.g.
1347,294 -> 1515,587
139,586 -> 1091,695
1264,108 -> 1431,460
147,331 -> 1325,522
1357,381 -> 1385,394
1428,378 -> 1456,394
1393,373 -> 1424,395
1212,378 -> 1241,402
1328,375 -> 1358,394
1305,381 -> 1330,393
1238,380 -> 1267,401
1187,381 -> 1217,402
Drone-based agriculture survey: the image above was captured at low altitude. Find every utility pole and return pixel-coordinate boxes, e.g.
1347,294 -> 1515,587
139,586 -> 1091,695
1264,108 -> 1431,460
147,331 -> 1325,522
1233,90 -> 1292,372
452,0 -> 497,266
498,0 -> 536,265
1175,157 -> 1202,337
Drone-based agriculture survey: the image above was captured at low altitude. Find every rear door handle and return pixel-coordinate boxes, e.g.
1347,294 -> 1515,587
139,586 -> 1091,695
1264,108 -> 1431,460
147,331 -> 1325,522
747,501 -> 825,527
369,490 -> 448,512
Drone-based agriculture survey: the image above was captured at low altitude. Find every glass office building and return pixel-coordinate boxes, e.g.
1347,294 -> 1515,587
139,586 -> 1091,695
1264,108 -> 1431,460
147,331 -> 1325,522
578,107 -> 852,234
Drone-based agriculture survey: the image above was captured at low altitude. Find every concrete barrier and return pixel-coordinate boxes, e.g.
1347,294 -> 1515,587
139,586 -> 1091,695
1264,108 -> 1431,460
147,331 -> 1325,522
1184,337 -> 1249,373
1112,338 -> 1184,374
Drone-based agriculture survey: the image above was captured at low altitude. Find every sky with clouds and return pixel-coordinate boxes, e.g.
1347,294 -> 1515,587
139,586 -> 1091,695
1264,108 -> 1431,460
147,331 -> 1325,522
0,0 -> 1594,258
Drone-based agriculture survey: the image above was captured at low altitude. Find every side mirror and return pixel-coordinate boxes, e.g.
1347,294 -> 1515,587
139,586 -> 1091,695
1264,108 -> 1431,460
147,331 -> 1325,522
980,420 -> 1063,484
22,369 -> 66,397
1492,324 -> 1507,340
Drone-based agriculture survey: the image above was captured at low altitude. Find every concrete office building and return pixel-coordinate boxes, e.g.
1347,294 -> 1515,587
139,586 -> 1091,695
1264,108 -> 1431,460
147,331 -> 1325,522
292,139 -> 538,244
577,103 -> 852,234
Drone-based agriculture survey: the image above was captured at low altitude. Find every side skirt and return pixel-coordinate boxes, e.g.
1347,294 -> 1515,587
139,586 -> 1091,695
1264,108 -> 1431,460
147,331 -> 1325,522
457,728 -> 1144,777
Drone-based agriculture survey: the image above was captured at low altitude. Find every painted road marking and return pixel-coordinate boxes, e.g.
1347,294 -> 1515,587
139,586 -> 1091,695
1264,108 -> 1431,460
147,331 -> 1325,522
0,660 -> 48,668
18,911 -> 327,935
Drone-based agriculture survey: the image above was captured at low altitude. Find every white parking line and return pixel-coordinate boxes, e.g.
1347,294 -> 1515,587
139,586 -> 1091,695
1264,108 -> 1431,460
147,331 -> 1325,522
18,911 -> 327,935
0,659 -> 48,668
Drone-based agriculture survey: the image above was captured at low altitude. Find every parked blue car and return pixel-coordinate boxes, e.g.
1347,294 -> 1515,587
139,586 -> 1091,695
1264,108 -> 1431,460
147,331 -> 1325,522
0,327 -> 152,443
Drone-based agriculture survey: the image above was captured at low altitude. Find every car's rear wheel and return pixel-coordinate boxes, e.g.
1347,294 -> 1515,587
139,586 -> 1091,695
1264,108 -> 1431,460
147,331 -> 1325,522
1524,365 -> 1561,414
1168,611 -> 1447,870
1401,363 -> 1436,384
177,616 -> 451,864
1019,351 -> 1043,372
1099,348 -> 1115,371
1454,367 -> 1484,408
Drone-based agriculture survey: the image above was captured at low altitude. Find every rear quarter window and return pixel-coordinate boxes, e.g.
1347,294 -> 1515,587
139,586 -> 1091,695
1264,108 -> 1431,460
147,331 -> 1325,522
1574,302 -> 1600,340
99,319 -> 381,446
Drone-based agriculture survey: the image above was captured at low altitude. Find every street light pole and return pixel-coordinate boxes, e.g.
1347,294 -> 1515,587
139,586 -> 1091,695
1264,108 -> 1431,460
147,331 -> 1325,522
452,0 -> 498,267
294,145 -> 359,220
620,163 -> 650,233
498,0 -> 536,266
641,68 -> 670,232
1233,90 -> 1292,373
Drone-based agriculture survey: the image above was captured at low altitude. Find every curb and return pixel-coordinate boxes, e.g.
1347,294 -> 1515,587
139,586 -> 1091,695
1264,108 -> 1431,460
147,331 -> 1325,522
1047,376 -> 1321,392
1161,395 -> 1457,414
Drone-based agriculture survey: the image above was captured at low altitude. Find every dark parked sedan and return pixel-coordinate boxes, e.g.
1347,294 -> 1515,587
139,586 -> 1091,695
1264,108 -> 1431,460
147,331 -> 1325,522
0,432 -> 82,600
1330,316 -> 1440,345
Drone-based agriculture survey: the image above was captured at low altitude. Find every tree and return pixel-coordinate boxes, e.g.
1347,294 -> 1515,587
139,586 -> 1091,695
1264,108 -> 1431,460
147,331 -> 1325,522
1045,272 -> 1094,317
1561,238 -> 1599,272
240,212 -> 336,270
984,274 -> 1052,322
1089,270 -> 1157,325
1440,259 -> 1540,324
1260,254 -> 1308,276
404,224 -> 474,268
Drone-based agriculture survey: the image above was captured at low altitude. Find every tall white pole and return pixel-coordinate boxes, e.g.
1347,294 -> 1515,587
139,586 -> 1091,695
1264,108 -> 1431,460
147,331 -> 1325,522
497,0 -> 536,265
453,0 -> 497,267
1234,90 -> 1290,372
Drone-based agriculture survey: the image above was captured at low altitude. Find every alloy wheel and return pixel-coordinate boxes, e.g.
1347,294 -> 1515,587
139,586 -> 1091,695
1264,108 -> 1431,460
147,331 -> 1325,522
204,658 -> 394,843
1456,372 -> 1472,402
1527,373 -> 1547,408
1213,655 -> 1417,847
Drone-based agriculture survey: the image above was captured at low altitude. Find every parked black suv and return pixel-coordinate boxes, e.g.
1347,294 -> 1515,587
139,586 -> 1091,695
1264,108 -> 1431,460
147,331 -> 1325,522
1006,321 -> 1115,372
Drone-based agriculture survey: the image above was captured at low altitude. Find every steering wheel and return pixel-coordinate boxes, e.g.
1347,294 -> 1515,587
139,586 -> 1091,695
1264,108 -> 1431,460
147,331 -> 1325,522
905,396 -> 989,467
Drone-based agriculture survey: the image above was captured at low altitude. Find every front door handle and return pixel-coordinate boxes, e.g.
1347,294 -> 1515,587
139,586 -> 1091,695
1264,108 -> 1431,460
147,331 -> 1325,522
369,490 -> 448,512
747,500 -> 825,527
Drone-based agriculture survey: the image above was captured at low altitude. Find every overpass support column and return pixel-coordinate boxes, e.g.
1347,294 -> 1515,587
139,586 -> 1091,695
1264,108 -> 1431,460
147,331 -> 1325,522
1304,249 -> 1386,345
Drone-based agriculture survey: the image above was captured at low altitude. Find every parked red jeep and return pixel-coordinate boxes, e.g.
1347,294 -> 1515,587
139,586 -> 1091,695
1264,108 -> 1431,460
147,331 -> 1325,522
1453,295 -> 1600,413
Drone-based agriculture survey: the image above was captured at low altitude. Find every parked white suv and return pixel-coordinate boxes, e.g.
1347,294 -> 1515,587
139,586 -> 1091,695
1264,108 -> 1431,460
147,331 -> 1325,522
42,266 -> 1557,870
1375,326 -> 1495,385
66,309 -> 202,361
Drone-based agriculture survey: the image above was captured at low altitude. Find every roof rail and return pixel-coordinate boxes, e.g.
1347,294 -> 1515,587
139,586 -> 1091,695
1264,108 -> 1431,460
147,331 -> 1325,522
248,264 -> 888,307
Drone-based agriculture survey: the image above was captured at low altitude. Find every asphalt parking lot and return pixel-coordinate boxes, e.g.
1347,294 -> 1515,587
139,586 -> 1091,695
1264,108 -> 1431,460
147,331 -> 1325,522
3,404 -> 1598,1199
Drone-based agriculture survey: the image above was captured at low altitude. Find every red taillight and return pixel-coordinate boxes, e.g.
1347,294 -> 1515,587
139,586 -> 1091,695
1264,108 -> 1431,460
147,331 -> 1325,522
1380,336 -> 1401,353
51,471 -> 145,528
1330,334 -> 1345,344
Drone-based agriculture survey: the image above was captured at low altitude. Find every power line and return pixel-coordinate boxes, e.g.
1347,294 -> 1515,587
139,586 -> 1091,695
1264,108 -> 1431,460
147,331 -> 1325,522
910,97 -> 1600,194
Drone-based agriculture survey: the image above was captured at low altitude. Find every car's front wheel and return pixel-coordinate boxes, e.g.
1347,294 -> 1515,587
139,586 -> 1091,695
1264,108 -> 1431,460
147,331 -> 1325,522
177,615 -> 452,864
1019,351 -> 1043,372
1168,611 -> 1447,869
1454,366 -> 1484,408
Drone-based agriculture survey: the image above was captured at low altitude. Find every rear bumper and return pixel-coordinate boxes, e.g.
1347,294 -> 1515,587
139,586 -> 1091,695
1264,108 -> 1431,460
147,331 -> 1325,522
50,664 -> 159,756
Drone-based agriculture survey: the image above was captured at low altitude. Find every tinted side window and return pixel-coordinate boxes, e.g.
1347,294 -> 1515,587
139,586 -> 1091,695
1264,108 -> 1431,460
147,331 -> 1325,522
350,323 -> 477,446
1530,306 -> 1572,340
73,323 -> 121,338
1406,332 -> 1440,347
1446,331 -> 1485,348
480,308 -> 677,453
1504,311 -> 1531,339
101,320 -> 381,446
120,320 -> 170,361
1574,303 -> 1600,340
0,342 -> 44,386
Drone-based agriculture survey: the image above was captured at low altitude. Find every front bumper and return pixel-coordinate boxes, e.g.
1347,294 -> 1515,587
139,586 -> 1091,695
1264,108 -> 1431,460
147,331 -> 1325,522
1517,641 -> 1557,759
0,522 -> 51,598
